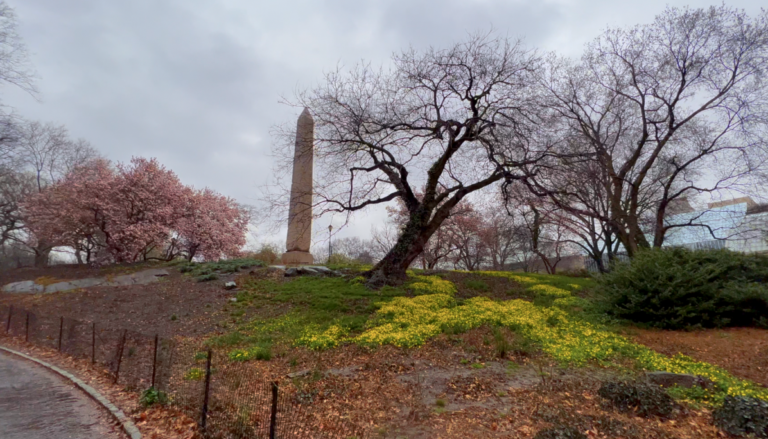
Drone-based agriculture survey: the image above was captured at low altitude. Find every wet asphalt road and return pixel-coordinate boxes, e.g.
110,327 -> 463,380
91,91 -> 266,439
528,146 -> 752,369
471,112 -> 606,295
0,350 -> 118,439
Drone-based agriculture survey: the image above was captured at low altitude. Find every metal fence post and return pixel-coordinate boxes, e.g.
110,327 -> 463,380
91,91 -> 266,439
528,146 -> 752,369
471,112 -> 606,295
91,322 -> 96,365
151,334 -> 159,388
25,311 -> 29,342
113,330 -> 127,384
270,381 -> 278,439
201,349 -> 213,431
5,305 -> 12,333
58,316 -> 64,352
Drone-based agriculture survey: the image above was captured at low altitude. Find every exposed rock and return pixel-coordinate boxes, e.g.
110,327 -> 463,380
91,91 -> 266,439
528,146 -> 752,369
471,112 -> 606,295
713,396 -> 768,438
311,266 -> 332,273
327,365 -> 361,378
297,266 -> 320,275
646,371 -> 714,389
287,369 -> 311,378
224,281 -> 237,290
2,268 -> 170,294
2,281 -> 44,294
281,266 -> 341,278
229,297 -> 237,303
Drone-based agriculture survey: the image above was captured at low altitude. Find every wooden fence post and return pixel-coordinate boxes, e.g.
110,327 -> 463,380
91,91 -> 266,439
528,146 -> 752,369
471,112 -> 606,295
201,349 -> 213,431
269,381 -> 279,439
113,330 -> 127,384
5,305 -> 12,333
151,334 -> 159,388
58,316 -> 64,352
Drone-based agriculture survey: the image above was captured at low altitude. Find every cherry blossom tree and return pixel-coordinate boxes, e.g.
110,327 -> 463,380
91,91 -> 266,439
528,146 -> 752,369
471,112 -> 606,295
23,157 -> 250,265
172,188 -> 250,261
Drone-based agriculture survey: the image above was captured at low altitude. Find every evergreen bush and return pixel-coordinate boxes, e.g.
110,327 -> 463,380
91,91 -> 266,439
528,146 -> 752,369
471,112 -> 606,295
713,396 -> 768,438
596,248 -> 768,329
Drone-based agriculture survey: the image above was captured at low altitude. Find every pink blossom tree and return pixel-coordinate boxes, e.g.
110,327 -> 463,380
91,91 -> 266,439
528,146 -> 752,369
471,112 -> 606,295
23,159 -> 115,264
171,188 -> 250,261
23,157 -> 250,264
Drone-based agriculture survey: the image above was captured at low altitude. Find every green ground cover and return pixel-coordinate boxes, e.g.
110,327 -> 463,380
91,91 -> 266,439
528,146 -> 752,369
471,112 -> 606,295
206,268 -> 768,406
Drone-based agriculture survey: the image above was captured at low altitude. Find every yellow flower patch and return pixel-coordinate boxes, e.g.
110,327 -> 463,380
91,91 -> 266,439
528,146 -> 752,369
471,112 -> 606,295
529,284 -> 571,297
409,275 -> 457,295
287,272 -> 767,405
296,324 -> 348,350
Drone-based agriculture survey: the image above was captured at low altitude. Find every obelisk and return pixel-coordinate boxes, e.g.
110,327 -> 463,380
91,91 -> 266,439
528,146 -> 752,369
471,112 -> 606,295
281,108 -> 315,265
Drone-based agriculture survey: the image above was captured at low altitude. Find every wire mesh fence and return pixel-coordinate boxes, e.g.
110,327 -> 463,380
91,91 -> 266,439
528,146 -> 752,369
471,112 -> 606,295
0,304 -> 370,438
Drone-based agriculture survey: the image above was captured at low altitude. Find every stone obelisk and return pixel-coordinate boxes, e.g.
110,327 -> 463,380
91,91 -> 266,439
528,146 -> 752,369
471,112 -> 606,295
281,108 -> 315,265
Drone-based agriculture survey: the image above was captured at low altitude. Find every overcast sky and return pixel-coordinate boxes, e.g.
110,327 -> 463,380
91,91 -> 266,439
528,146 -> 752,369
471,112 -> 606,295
3,0 -> 765,251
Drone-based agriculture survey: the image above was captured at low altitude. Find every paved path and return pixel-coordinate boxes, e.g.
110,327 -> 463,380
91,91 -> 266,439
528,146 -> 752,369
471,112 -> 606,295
0,350 -> 119,439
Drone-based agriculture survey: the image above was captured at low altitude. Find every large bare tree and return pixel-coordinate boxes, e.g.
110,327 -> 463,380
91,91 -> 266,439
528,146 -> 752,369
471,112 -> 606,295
274,34 -> 548,285
523,5 -> 768,257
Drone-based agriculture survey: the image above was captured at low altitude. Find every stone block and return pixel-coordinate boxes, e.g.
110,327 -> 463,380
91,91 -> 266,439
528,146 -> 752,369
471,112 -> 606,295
281,251 -> 314,265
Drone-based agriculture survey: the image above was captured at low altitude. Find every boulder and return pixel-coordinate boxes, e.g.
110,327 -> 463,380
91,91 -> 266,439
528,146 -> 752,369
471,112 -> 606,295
311,266 -> 332,273
297,266 -> 320,275
282,266 -> 342,278
646,371 -> 714,389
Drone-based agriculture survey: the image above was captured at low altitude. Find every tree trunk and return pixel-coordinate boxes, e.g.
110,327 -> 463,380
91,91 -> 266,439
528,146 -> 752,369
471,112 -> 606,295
34,244 -> 51,267
365,210 -> 436,287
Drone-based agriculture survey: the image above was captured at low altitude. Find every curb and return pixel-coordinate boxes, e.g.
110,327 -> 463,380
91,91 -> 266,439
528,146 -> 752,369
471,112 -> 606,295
0,344 -> 142,439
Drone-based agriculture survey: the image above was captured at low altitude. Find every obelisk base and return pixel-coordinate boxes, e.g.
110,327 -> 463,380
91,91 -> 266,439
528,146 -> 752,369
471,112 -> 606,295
281,251 -> 314,265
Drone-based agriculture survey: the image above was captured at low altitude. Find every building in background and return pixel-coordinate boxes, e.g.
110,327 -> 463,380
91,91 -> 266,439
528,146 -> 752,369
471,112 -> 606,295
663,197 -> 768,254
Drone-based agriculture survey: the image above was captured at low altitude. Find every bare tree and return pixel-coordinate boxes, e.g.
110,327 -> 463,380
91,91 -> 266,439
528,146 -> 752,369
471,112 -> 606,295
523,5 -> 768,257
479,207 -> 521,271
0,2 -> 37,96
4,121 -> 100,266
272,34 -> 547,285
447,206 -> 487,271
0,168 -> 32,247
330,236 -> 377,264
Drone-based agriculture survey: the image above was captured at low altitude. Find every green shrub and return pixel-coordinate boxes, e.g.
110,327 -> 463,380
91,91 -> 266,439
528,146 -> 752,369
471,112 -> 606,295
598,381 -> 678,418
140,387 -> 169,407
464,279 -> 490,292
596,248 -> 768,329
713,396 -> 768,438
533,426 -> 587,439
196,273 -> 219,282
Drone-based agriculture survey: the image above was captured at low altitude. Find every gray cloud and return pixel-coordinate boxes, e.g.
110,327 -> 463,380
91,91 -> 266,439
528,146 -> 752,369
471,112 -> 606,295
4,0 -> 766,247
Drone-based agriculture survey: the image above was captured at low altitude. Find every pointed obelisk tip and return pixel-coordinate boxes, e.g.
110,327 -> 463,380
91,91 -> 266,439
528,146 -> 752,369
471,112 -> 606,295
299,107 -> 313,122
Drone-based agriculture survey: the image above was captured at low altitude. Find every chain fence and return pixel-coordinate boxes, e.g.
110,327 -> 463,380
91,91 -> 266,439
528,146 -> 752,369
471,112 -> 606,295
0,303 -> 370,439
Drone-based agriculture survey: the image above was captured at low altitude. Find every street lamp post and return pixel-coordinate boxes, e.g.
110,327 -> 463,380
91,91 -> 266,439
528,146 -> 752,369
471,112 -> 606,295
328,225 -> 333,262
